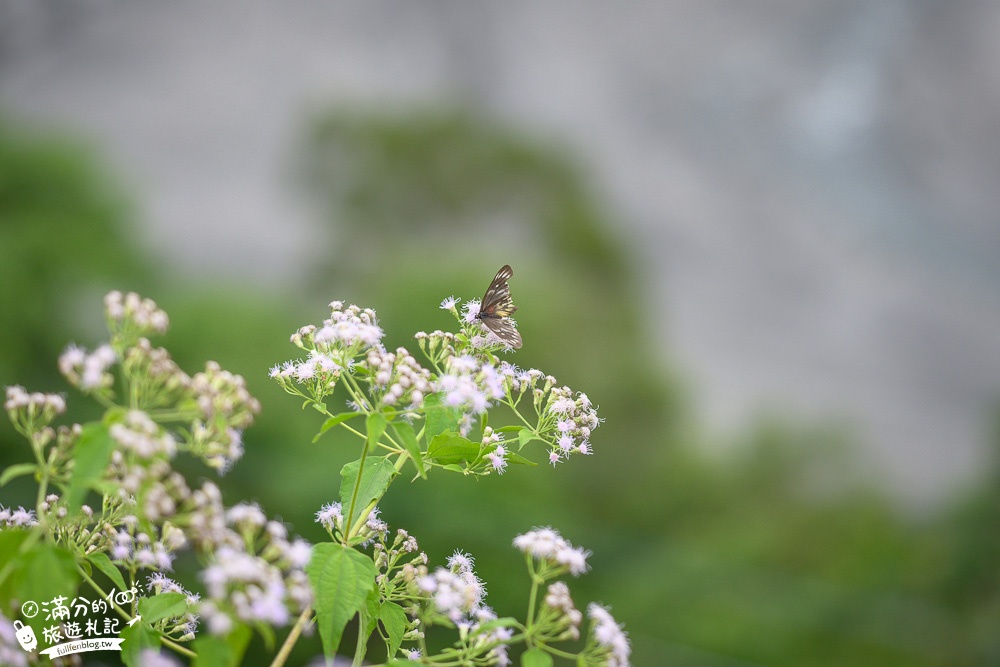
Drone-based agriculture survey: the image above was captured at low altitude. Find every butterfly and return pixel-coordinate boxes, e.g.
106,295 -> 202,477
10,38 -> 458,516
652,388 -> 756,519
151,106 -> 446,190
477,264 -> 522,349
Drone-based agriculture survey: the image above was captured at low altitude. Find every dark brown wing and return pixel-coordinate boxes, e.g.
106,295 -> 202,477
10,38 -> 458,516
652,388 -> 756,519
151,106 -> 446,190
480,265 -> 518,318
481,315 -> 523,349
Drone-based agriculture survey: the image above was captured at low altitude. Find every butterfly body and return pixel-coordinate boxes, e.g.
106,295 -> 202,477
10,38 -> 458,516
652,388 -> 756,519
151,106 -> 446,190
477,265 -> 522,349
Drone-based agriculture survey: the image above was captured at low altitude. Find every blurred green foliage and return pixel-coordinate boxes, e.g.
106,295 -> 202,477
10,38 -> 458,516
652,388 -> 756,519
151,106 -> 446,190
1,109 -> 999,666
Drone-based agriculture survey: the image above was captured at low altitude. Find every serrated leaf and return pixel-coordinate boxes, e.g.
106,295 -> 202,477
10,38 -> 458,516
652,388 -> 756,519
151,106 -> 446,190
139,592 -> 188,623
0,463 -> 36,487
427,431 -> 479,465
424,393 -> 461,441
521,648 -> 554,667
358,584 -> 380,655
392,421 -> 425,478
120,622 -> 160,667
313,411 -> 363,442
86,552 -> 128,591
340,456 -> 396,527
379,601 -> 407,659
307,544 -> 377,659
16,542 -> 80,642
67,422 -> 115,512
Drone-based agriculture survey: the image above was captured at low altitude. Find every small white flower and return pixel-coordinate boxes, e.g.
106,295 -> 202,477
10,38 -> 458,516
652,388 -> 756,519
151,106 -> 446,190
447,550 -> 475,574
587,604 -> 631,667
316,502 -> 343,531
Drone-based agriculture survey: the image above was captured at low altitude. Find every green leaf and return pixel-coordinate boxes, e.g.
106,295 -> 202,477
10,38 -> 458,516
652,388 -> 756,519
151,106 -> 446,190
358,584 -> 380,659
18,542 -> 78,607
86,552 -> 128,591
379,601 -> 407,659
473,616 -> 520,634
505,451 -> 537,466
193,623 -> 252,667
424,393 -> 461,441
427,431 -> 479,465
517,428 -> 537,449
0,530 -> 29,601
313,411 -> 363,442
340,456 -> 396,527
120,622 -> 160,667
521,648 -> 554,667
66,422 -> 115,512
0,463 -> 36,487
307,543 -> 378,659
391,421 -> 425,478
16,542 -> 79,641
385,662 -> 423,667
497,425 -> 526,434
367,412 -> 388,450
139,592 -> 188,623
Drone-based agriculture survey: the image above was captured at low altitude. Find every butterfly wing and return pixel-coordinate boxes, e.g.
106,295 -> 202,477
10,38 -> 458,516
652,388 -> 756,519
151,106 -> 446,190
481,265 -> 518,318
478,264 -> 522,349
481,313 -> 523,349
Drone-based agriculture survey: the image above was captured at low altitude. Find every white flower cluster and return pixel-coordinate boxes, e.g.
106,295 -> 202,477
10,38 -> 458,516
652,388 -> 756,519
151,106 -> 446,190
105,290 -> 169,335
201,546 -> 292,629
189,497 -> 312,635
145,576 -> 201,643
4,385 -> 65,416
0,505 -> 37,529
482,426 -> 507,474
315,502 -> 389,548
110,410 -> 177,459
417,553 -> 487,623
468,606 -> 513,667
4,386 -> 65,444
513,527 -> 590,576
360,347 -> 433,410
123,338 -> 188,398
543,581 -> 583,641
311,301 -> 384,351
545,388 -> 599,463
59,343 -> 116,392
436,355 -> 504,434
107,450 -> 190,522
189,362 -> 259,472
315,501 -> 344,533
107,519 -> 182,571
496,363 -> 600,465
587,604 -> 631,667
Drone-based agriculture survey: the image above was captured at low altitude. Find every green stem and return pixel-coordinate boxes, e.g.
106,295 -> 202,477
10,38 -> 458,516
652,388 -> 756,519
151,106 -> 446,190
269,606 -> 312,667
344,435 -> 371,543
525,553 -> 540,630
352,616 -> 367,667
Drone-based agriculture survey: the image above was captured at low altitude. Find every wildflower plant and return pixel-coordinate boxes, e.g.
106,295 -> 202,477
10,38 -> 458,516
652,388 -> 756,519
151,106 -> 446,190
1,292 -> 308,666
270,292 -> 628,666
0,287 -> 630,666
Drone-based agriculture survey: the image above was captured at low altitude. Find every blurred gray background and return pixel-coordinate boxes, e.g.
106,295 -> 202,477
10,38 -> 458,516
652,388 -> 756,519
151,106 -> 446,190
2,0 -> 999,508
